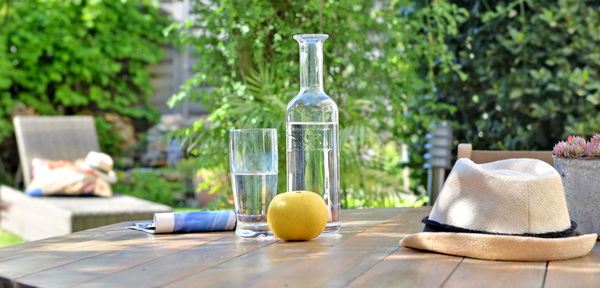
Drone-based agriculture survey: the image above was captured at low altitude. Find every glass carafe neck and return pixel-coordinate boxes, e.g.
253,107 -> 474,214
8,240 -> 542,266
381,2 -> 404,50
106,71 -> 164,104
294,34 -> 328,93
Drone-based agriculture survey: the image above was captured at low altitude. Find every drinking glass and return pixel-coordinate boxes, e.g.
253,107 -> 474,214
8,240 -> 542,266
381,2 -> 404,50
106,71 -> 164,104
229,129 -> 278,238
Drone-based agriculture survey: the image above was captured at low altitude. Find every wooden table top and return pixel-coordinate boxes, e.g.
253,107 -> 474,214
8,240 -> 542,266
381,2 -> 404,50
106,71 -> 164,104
0,207 -> 598,287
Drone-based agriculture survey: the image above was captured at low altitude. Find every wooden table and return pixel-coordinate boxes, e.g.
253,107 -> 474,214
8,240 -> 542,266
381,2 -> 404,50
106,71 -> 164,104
0,207 -> 598,287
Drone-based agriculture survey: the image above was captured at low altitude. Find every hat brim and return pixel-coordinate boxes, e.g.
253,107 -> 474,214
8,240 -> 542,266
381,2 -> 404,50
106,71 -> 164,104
79,163 -> 117,184
99,170 -> 117,184
400,232 -> 597,261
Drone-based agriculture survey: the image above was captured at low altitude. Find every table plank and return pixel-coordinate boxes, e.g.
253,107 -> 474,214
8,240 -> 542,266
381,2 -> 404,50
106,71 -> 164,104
253,210 -> 424,288
442,258 -> 547,288
346,248 -> 462,288
14,232 -> 231,288
77,208 -> 405,288
345,206 -> 460,288
0,222 -> 127,262
1,207 -> 597,288
544,241 -> 600,288
165,207 -> 429,288
0,226 -> 153,285
76,236 -> 276,288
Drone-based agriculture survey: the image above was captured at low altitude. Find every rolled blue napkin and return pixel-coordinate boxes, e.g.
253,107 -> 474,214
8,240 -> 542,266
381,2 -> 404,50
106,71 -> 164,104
129,210 -> 236,234
25,188 -> 43,196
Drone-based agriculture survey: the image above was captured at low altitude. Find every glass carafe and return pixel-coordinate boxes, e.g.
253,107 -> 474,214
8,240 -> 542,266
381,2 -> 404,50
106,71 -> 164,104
286,34 -> 340,234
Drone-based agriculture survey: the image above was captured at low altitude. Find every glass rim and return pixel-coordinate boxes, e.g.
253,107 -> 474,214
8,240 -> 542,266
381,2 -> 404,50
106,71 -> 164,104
293,34 -> 329,40
229,128 -> 277,133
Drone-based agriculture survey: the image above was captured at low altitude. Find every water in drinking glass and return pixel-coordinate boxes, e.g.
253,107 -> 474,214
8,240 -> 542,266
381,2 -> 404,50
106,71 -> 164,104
229,128 -> 278,238
231,171 -> 277,237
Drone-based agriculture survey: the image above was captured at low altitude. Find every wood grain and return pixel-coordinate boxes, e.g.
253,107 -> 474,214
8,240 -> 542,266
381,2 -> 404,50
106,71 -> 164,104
0,227 -> 150,287
0,223 -> 228,286
0,224 -> 149,282
457,143 -> 553,166
0,222 -> 127,262
0,225 -> 122,262
442,258 -> 547,288
75,235 -> 276,288
544,242 -> 600,288
14,232 -> 231,288
0,207 -> 598,288
165,207 -> 429,288
346,247 -> 462,288
75,208 -> 402,288
345,206 -> 460,288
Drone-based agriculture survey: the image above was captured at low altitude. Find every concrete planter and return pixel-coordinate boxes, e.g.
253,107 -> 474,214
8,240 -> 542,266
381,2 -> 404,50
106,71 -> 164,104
553,157 -> 600,235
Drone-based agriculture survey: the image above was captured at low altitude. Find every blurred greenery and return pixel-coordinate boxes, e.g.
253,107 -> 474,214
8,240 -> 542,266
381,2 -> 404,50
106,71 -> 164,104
0,0 -> 170,181
112,168 -> 185,207
167,0 -> 468,208
0,0 -> 597,213
439,0 -> 600,150
0,230 -> 22,248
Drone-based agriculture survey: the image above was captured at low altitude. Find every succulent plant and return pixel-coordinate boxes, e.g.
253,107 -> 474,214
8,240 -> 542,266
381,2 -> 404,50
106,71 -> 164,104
554,135 -> 600,158
567,136 -> 587,146
591,134 -> 600,144
553,141 -> 569,157
585,142 -> 600,157
566,143 -> 585,157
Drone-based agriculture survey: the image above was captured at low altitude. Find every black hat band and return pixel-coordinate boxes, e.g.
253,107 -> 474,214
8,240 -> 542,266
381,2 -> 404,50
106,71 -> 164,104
422,216 -> 578,239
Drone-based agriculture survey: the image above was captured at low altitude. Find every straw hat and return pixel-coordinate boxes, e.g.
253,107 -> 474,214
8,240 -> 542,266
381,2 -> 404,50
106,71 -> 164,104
79,151 -> 117,184
401,158 -> 597,261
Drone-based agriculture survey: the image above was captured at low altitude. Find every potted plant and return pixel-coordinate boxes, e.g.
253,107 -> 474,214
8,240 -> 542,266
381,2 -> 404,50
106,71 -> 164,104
553,135 -> 600,235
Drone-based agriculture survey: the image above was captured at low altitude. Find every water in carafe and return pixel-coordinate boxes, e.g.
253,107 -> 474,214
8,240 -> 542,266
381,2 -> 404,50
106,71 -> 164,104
286,34 -> 340,234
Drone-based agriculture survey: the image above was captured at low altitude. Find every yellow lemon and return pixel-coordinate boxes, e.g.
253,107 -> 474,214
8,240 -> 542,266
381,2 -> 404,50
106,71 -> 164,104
267,191 -> 328,241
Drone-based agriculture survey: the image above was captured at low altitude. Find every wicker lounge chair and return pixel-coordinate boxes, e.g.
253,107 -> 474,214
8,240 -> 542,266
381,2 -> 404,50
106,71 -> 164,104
0,116 -> 172,241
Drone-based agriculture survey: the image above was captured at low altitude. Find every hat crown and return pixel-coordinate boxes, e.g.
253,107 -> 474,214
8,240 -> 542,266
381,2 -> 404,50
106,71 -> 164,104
85,151 -> 113,172
429,158 -> 571,235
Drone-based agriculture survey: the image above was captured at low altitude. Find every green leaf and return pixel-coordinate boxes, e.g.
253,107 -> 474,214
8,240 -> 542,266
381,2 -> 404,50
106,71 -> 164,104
509,89 -> 523,99
0,78 -> 11,89
55,85 -> 89,106
49,72 -> 63,82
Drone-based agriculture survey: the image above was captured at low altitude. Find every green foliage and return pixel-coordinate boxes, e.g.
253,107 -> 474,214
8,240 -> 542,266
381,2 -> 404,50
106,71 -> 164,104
113,169 -> 184,207
439,0 -> 600,150
168,0 -> 467,208
0,0 -> 168,153
0,159 -> 12,187
94,116 -> 124,156
173,207 -> 203,213
0,230 -> 22,248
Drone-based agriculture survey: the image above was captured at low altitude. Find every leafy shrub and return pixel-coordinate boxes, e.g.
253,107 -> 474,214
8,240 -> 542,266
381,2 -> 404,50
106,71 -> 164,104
168,0 -> 467,208
112,169 -> 184,207
438,0 -> 600,150
0,0 -> 169,177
